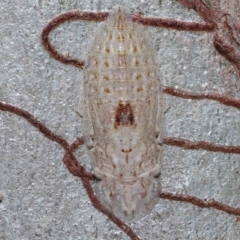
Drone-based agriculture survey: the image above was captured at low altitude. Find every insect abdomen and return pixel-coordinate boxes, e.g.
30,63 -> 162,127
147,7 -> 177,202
84,6 -> 163,221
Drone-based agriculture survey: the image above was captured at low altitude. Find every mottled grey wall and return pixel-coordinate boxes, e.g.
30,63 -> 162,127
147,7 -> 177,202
1,0 -> 240,239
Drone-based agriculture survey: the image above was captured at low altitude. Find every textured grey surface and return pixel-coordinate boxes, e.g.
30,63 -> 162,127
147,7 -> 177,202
1,0 -> 240,239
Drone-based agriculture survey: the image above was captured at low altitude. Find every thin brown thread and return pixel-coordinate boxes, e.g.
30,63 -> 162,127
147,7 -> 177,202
160,192 -> 240,216
162,86 -> 240,110
164,137 -> 240,154
132,14 -> 215,31
177,0 -> 240,74
41,11 -> 109,68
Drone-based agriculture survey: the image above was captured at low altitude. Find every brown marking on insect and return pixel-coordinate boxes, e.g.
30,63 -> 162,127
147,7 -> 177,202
104,88 -> 110,93
103,75 -> 110,81
109,190 -> 114,198
140,178 -> 148,196
154,169 -> 161,178
135,59 -> 140,66
117,33 -> 125,41
122,148 -> 132,153
126,152 -> 129,163
141,189 -> 148,198
147,71 -> 153,77
114,103 -> 135,128
136,74 -> 142,80
91,72 -> 98,80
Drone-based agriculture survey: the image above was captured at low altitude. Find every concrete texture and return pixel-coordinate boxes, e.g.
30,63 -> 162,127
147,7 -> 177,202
1,0 -> 240,239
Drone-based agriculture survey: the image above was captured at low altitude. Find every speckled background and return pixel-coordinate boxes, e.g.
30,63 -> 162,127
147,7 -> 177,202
1,0 -> 240,239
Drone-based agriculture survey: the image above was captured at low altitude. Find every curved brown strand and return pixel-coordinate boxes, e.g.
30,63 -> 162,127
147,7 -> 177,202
63,138 -> 94,180
0,102 -> 69,150
163,86 -> 240,109
132,14 -> 215,32
41,8 -> 216,70
223,17 -> 240,48
164,137 -> 240,154
213,34 -> 240,74
177,0 -> 223,24
212,15 -> 240,74
41,11 -> 109,68
160,192 -> 240,216
177,0 -> 240,74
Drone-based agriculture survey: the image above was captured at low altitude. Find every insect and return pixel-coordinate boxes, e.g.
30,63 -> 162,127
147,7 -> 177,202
82,6 -> 164,221
1,1 -> 240,239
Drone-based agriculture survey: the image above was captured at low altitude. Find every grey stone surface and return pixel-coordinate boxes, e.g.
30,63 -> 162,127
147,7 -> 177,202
1,0 -> 240,239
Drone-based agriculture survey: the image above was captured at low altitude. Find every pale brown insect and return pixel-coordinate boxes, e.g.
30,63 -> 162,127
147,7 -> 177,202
82,6 -> 163,222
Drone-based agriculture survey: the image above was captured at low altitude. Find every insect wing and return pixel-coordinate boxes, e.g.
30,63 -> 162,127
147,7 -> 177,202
83,6 -> 163,221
